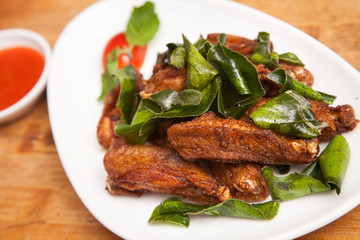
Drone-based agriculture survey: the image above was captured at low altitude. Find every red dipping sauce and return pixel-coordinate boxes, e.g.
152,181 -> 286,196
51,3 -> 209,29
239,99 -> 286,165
0,47 -> 45,111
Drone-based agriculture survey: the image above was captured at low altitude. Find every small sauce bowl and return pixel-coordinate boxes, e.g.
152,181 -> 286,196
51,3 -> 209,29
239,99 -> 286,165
0,28 -> 51,124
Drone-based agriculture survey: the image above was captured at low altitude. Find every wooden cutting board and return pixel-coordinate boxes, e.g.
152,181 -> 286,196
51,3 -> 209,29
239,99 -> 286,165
0,0 -> 359,239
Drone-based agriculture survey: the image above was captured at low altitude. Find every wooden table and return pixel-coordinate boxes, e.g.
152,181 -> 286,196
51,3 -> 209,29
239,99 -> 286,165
1,0 -> 359,239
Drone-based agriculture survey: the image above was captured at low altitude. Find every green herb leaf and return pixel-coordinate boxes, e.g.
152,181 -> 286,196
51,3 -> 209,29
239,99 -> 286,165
131,98 -> 162,125
262,135 -> 350,201
125,1 -> 160,47
114,122 -> 152,145
249,90 -> 328,138
106,48 -> 121,73
193,35 -> 213,58
217,33 -> 227,45
262,166 -> 330,201
301,161 -> 324,181
207,44 -> 265,119
250,32 -> 305,69
252,32 -> 272,59
317,135 -> 350,194
114,65 -> 137,124
268,52 -> 279,69
98,48 -> 121,101
98,72 -> 119,101
183,35 -> 218,90
219,48 -> 264,109
166,43 -> 186,69
279,52 -> 305,66
149,197 -> 280,227
150,89 -> 202,110
208,44 -> 251,96
250,32 -> 279,69
139,75 -> 220,136
115,75 -> 219,144
266,69 -> 336,104
114,98 -> 161,144
214,75 -> 226,118
149,204 -> 190,227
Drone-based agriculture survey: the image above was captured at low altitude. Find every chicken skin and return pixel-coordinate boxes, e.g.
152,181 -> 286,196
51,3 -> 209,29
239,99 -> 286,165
140,65 -> 187,98
207,33 -> 259,59
168,112 -> 320,165
104,145 -> 231,204
209,162 -> 270,202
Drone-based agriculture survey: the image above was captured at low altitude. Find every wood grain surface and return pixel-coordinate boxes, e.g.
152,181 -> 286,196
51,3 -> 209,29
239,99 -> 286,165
0,0 -> 359,239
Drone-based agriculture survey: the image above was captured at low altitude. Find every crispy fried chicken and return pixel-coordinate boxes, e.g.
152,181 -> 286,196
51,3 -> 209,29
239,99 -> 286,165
140,65 -> 187,98
207,33 -> 259,58
167,112 -> 320,165
209,162 -> 270,202
100,32 -> 357,206
104,144 -> 231,204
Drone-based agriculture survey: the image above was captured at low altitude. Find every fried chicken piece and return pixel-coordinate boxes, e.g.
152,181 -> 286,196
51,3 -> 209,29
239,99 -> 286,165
167,112 -> 319,165
207,33 -> 259,58
249,98 -> 358,142
104,145 -> 231,204
140,65 -> 187,98
152,62 -> 172,75
209,162 -> 270,202
311,101 -> 358,141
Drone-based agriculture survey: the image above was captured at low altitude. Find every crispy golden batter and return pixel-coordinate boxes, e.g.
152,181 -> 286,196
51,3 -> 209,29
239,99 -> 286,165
209,162 -> 270,202
311,101 -> 358,141
167,112 -> 320,165
104,145 -> 231,204
140,65 -> 187,98
249,98 -> 358,141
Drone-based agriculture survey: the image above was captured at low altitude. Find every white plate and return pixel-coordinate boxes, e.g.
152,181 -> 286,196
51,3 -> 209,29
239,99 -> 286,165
47,0 -> 360,239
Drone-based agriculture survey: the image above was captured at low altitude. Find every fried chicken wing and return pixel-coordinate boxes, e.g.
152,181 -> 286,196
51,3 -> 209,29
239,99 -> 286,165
311,101 -> 358,141
140,65 -> 187,98
167,112 -> 319,165
207,33 -> 259,58
209,162 -> 270,202
104,145 -> 231,204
